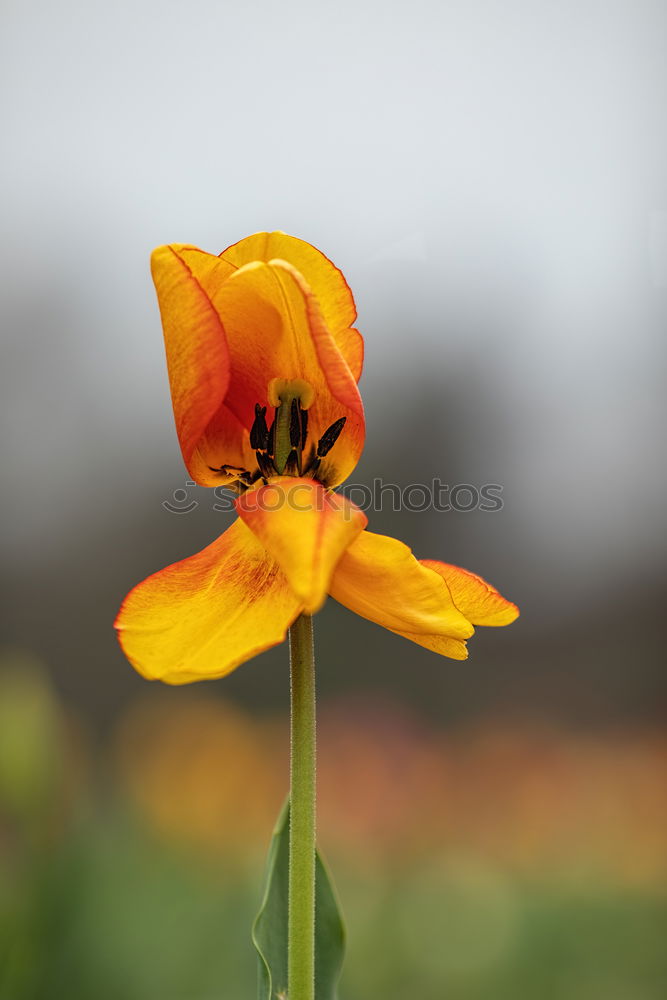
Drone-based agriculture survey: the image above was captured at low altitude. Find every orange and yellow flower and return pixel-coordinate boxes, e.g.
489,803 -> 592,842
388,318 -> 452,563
115,233 -> 518,684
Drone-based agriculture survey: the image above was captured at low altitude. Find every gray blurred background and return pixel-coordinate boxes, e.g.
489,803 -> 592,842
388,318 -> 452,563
2,0 -> 665,725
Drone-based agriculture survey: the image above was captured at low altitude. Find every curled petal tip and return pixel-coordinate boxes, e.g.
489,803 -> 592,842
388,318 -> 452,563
329,530 -> 474,649
421,561 -> 519,627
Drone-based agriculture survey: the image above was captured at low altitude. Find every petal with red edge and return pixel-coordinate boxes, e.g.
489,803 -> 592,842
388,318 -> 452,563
152,246 -> 364,485
150,244 -> 239,484
331,326 -> 363,383
236,477 -> 367,614
421,561 -> 519,626
220,231 -> 364,380
163,247 -> 364,485
329,530 -> 473,644
114,518 -> 301,685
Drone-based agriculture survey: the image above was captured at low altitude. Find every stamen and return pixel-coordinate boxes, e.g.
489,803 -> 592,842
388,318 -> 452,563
302,445 -> 320,479
208,463 -> 249,478
256,450 -> 276,480
289,398 -> 302,449
249,387 -> 346,483
249,404 -> 269,450
317,417 -> 347,457
284,449 -> 301,477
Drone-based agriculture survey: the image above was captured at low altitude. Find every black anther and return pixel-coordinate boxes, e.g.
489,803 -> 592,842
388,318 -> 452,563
266,417 -> 276,458
316,416 -> 347,457
289,398 -> 302,449
208,463 -> 248,476
250,404 -> 269,450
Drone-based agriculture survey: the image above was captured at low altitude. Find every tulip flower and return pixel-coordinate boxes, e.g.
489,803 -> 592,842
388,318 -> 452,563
114,232 -> 518,1000
115,232 -> 517,685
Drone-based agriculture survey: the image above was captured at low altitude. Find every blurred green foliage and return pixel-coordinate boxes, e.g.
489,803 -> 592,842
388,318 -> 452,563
1,657 -> 666,1000
2,822 -> 666,1000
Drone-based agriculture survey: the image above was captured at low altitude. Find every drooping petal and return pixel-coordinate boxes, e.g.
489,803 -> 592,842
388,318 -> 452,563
114,519 -> 301,685
236,477 -> 367,614
220,231 -> 364,380
329,530 -> 474,653
420,560 -> 519,626
151,245 -> 365,486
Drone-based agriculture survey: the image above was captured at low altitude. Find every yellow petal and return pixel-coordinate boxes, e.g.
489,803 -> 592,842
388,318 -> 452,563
395,632 -> 470,660
220,231 -> 363,380
420,561 -> 519,626
329,530 -> 474,646
114,519 -> 301,684
236,477 -> 367,614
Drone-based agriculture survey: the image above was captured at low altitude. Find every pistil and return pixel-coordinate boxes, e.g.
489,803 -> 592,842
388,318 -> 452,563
262,377 -> 315,476
272,388 -> 302,475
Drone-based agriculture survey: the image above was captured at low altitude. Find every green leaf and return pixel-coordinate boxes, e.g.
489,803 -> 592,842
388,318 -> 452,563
253,799 -> 345,1000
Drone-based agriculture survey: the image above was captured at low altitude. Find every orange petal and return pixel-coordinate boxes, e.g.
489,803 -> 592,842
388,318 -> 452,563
213,256 -> 365,485
150,245 -> 241,484
152,245 -> 365,486
331,326 -> 364,383
420,561 -> 519,626
329,531 -> 474,651
114,519 -> 301,684
220,231 -> 364,380
236,477 -> 367,614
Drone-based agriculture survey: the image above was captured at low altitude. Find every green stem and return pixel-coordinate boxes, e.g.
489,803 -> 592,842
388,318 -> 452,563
288,612 -> 316,1000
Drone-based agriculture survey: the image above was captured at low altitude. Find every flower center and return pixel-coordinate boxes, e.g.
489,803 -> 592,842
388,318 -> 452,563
209,380 -> 347,489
